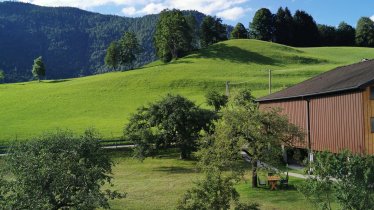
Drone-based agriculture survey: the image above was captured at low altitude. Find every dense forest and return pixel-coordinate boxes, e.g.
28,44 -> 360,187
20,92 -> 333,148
0,2 -> 205,82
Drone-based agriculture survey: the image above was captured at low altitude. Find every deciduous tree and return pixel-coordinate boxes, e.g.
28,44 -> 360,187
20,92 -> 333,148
299,151 -> 374,210
356,17 -> 374,47
154,9 -> 192,62
125,94 -> 215,159
200,16 -> 227,47
231,23 -> 248,39
205,90 -> 228,112
336,22 -> 356,46
31,56 -> 45,82
105,41 -> 120,69
0,129 -> 125,209
250,8 -> 274,41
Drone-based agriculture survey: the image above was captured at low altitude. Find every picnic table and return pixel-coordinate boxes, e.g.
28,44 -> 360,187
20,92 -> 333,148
267,175 -> 280,190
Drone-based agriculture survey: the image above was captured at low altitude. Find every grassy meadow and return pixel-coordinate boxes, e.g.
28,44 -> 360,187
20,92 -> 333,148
105,149 -> 336,210
1,39 -> 374,142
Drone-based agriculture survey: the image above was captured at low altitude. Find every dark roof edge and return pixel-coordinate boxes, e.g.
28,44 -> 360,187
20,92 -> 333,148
256,86 -> 364,103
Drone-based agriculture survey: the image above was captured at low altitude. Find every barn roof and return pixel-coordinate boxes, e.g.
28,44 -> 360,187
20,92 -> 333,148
257,59 -> 374,102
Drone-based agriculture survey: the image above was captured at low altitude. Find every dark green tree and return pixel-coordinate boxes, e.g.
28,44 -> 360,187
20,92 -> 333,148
318,24 -> 337,46
154,9 -> 192,62
125,94 -> 215,159
119,32 -> 141,69
200,16 -> 227,48
273,7 -> 294,45
293,10 -> 320,46
231,23 -> 248,39
250,8 -> 274,41
0,130 -> 125,209
104,41 -> 120,69
336,22 -> 356,46
0,70 -> 4,83
205,90 -> 228,112
356,17 -> 374,47
31,56 -> 46,82
185,14 -> 200,50
105,32 -> 141,70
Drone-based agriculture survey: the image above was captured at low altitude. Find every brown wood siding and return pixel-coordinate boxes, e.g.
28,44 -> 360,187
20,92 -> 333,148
362,87 -> 374,154
259,100 -> 308,148
309,92 -> 365,154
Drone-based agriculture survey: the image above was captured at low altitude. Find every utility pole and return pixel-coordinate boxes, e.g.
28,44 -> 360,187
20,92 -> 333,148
226,81 -> 230,97
268,69 -> 272,94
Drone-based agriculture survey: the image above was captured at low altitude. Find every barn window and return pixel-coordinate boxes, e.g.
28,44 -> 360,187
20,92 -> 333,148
371,87 -> 374,99
371,118 -> 374,133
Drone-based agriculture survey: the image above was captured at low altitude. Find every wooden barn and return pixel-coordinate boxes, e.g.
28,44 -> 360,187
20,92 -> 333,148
257,60 -> 374,155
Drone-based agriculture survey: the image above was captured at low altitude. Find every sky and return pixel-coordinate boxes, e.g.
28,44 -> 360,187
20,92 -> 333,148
6,0 -> 374,27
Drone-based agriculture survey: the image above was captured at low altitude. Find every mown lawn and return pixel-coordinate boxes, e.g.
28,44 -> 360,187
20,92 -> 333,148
105,149 -> 326,210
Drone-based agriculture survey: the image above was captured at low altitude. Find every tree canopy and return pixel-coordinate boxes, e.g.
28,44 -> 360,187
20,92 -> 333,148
336,22 -> 356,46
231,23 -> 248,39
250,8 -> 274,41
356,17 -> 374,47
273,7 -> 294,45
200,16 -> 227,47
154,9 -> 192,62
31,56 -> 46,81
0,130 -> 125,209
299,151 -> 374,210
125,94 -> 216,159
292,10 -> 320,46
105,32 -> 141,70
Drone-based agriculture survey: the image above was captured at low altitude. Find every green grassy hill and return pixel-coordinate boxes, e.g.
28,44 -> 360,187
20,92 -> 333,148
1,39 -> 374,143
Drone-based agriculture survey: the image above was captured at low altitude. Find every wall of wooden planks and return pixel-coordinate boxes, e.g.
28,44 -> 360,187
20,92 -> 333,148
362,87 -> 374,154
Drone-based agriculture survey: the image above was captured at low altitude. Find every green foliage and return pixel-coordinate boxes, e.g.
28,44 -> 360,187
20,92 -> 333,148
205,90 -> 228,111
125,94 -> 215,159
318,24 -> 337,46
105,32 -> 141,70
293,10 -> 320,46
177,172 -> 259,210
0,70 -> 4,83
250,8 -> 274,41
231,23 -> 248,39
200,16 -> 227,48
356,17 -> 374,47
299,151 -> 374,210
336,22 -> 356,46
0,129 -> 125,209
273,7 -> 294,45
105,41 -> 121,69
185,14 -> 200,50
31,56 -> 46,81
200,90 -> 304,188
154,9 -> 192,62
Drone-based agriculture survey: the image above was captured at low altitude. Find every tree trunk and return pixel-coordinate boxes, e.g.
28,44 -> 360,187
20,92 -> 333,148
252,159 -> 258,188
180,150 -> 188,160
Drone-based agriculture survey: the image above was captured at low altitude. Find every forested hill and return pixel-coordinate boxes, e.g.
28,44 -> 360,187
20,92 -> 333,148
0,2 -> 205,82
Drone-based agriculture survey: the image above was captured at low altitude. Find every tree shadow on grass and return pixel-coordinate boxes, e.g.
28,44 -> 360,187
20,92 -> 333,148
153,166 -> 197,174
189,43 -> 278,65
45,79 -> 71,83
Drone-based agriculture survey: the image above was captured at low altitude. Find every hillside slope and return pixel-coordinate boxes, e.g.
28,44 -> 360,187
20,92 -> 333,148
1,39 -> 374,142
0,2 -> 205,81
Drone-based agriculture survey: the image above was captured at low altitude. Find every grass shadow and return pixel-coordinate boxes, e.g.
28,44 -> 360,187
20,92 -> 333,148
153,166 -> 197,174
189,43 -> 278,65
45,79 -> 71,83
